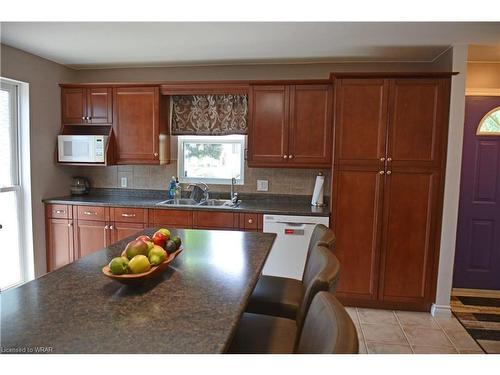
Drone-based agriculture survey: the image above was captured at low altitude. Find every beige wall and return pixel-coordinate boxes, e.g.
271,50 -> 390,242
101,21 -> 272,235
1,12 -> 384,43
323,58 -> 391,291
73,61 -> 447,83
466,62 -> 500,90
1,44 -> 78,277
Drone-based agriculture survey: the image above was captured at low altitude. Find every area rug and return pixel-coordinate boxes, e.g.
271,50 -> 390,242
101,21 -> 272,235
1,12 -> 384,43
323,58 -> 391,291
451,293 -> 500,354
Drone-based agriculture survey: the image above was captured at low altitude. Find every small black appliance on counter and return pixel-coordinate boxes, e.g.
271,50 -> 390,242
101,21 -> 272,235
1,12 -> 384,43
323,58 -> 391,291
70,177 -> 90,195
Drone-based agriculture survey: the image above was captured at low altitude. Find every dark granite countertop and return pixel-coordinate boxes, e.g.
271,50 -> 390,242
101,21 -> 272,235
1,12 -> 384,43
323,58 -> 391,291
1,228 -> 276,354
43,188 -> 330,217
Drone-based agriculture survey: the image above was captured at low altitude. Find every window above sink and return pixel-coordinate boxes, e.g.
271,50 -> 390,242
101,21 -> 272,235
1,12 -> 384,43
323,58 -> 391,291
177,135 -> 245,185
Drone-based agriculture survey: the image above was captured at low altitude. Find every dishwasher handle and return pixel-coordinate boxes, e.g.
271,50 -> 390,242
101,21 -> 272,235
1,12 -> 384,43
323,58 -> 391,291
275,221 -> 316,226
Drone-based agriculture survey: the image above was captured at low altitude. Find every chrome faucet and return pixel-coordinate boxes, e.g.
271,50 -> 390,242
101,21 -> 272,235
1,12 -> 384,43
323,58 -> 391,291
187,182 -> 210,202
230,177 -> 238,204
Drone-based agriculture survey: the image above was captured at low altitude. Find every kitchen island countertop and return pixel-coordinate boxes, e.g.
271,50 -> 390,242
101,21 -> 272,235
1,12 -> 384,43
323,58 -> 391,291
1,228 -> 276,354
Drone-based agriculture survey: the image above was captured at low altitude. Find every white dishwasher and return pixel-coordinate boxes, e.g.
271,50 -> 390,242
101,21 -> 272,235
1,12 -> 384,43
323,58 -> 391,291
262,214 -> 330,280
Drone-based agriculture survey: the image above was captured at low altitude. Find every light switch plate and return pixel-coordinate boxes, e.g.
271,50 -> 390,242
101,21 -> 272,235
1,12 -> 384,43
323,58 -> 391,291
257,179 -> 269,192
120,177 -> 128,188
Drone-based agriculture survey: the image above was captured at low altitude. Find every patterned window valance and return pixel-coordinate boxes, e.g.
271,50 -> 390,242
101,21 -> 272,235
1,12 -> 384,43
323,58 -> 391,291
171,94 -> 248,136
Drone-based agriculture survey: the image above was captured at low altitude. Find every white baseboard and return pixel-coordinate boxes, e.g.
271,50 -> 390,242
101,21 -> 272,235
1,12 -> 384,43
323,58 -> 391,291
431,304 -> 452,318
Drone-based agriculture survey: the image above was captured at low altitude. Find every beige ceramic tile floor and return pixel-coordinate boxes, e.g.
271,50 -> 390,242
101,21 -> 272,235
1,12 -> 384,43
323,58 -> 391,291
346,307 -> 485,354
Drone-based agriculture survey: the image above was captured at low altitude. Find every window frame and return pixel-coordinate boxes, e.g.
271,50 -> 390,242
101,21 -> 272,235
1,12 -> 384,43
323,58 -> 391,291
476,106 -> 500,136
0,77 -> 33,291
177,135 -> 245,185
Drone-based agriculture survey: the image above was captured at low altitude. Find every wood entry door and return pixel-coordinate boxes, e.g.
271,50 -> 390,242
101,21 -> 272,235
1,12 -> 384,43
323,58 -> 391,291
454,96 -> 500,290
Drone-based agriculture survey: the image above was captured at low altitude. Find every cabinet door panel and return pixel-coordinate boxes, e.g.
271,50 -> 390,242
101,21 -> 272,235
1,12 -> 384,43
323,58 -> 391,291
75,220 -> 108,259
193,211 -> 237,230
335,79 -> 389,165
151,209 -> 193,228
379,170 -> 439,303
333,168 -> 384,300
248,85 -> 289,166
111,222 -> 145,243
62,88 -> 86,124
288,84 -> 333,165
387,79 -> 448,167
88,88 -> 112,124
114,87 -> 160,164
47,219 -> 74,271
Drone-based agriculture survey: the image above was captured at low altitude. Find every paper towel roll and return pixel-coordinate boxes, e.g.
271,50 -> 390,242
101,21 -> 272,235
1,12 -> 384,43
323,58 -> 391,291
311,174 -> 325,206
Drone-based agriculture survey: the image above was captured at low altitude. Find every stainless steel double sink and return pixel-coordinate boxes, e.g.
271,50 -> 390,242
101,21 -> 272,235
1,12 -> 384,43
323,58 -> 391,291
155,198 -> 240,208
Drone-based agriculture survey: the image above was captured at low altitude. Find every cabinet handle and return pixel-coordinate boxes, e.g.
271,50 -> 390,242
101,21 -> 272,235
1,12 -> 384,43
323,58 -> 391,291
104,225 -> 109,230
248,218 -> 254,224
387,157 -> 392,162
55,210 -> 66,214
109,225 -> 114,230
386,170 -> 392,175
68,222 -> 73,227
380,157 -> 385,162
83,211 -> 97,216
154,152 -> 159,157
379,171 -> 385,175
283,155 -> 288,159
288,155 -> 293,159
121,213 -> 136,217
81,116 -> 86,120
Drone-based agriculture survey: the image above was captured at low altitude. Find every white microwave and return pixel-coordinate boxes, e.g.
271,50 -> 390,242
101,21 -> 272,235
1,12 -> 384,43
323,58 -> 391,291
58,135 -> 108,163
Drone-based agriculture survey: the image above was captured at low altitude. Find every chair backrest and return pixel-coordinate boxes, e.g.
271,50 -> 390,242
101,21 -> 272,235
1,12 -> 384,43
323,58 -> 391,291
296,244 -> 341,331
302,224 -> 336,280
296,292 -> 359,354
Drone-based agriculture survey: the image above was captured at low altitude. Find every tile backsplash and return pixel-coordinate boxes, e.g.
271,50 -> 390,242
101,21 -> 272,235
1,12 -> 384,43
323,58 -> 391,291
76,162 -> 331,196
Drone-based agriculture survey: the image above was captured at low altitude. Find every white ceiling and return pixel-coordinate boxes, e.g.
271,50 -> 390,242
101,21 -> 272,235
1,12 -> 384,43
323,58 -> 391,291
1,22 -> 499,69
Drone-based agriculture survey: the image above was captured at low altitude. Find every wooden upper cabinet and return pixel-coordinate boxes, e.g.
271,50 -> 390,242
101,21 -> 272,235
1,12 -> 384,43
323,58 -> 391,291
87,88 -> 113,124
248,83 -> 334,168
335,79 -> 389,166
61,87 -> 112,125
113,87 -> 163,164
387,79 -> 449,168
248,85 -> 289,166
62,88 -> 87,124
288,84 -> 333,166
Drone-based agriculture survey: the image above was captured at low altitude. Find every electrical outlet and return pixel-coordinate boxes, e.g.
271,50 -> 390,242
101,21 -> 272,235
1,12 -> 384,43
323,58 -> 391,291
257,179 -> 268,192
120,177 -> 128,188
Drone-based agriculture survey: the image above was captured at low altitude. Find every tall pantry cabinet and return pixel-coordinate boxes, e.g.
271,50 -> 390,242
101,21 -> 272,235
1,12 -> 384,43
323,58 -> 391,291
331,73 -> 452,311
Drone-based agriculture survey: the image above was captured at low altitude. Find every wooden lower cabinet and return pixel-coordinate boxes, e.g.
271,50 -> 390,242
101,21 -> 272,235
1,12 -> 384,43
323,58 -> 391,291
46,218 -> 74,272
193,211 -> 239,230
378,169 -> 441,305
150,209 -> 193,228
46,204 -> 264,272
110,222 -> 145,243
333,168 -> 384,301
75,219 -> 109,258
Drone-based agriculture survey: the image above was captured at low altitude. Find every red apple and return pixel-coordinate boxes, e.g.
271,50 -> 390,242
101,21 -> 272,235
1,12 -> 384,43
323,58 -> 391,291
136,235 -> 152,243
152,231 -> 167,248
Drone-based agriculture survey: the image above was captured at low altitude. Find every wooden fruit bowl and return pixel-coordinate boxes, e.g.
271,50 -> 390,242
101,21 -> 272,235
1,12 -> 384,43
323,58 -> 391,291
102,248 -> 182,285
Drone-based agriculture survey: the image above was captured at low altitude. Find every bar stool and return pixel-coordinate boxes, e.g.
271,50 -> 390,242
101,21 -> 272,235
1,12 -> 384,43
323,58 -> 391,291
246,224 -> 336,320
